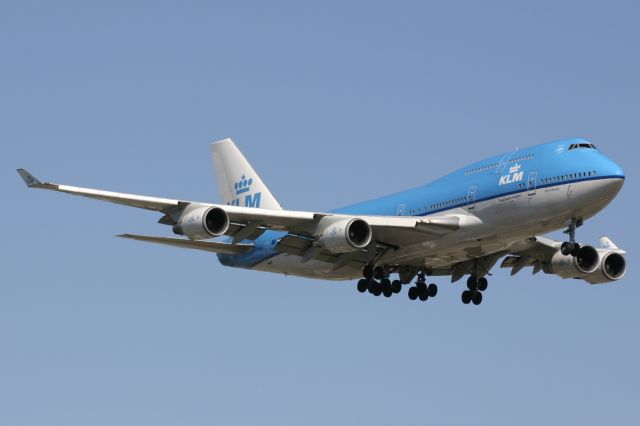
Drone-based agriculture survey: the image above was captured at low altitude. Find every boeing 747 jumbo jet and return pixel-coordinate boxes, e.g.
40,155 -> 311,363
18,138 -> 626,305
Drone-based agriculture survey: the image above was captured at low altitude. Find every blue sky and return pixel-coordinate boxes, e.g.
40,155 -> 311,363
2,1 -> 639,425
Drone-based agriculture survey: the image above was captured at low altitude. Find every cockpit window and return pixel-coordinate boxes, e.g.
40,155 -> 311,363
568,143 -> 597,150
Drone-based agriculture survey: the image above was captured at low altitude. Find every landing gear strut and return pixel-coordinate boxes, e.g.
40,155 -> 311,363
407,270 -> 438,302
461,275 -> 488,305
561,218 -> 583,257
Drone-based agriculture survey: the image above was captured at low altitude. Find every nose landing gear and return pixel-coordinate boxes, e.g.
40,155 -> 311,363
561,218 -> 583,256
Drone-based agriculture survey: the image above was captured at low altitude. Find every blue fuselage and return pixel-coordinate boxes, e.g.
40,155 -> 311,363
219,138 -> 625,269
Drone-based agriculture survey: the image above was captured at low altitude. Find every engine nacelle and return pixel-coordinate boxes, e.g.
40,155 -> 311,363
583,250 -> 627,284
172,206 -> 229,240
543,244 -> 599,279
318,218 -> 372,253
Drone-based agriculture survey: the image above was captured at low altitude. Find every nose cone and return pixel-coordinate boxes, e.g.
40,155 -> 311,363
601,156 -> 625,188
598,154 -> 625,197
602,155 -> 625,179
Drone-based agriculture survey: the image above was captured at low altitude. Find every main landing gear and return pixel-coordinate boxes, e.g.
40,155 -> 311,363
357,266 -> 401,298
407,270 -> 438,302
461,275 -> 488,305
561,218 -> 583,257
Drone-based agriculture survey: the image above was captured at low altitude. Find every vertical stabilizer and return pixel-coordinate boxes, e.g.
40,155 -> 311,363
211,139 -> 283,210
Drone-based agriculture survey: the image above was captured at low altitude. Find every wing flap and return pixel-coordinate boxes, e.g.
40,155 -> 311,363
118,234 -> 254,255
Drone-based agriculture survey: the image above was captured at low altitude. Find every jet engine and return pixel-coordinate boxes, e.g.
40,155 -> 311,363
318,218 -> 372,253
583,250 -> 627,284
543,245 -> 600,279
172,206 -> 230,240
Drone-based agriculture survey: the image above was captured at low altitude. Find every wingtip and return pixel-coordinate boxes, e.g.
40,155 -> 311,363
211,137 -> 234,146
16,168 -> 42,187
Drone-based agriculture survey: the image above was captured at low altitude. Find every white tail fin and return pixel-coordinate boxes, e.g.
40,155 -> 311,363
211,138 -> 283,210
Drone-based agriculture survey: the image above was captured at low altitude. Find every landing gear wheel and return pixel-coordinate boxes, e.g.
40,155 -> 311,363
383,289 -> 393,298
477,277 -> 488,292
408,286 -> 418,300
391,280 -> 402,294
357,279 -> 368,293
418,290 -> 429,301
373,266 -> 385,280
417,283 -> 428,301
461,290 -> 472,304
561,242 -> 573,256
369,281 -> 382,296
467,276 -> 478,291
428,283 -> 438,297
570,243 -> 581,257
381,278 -> 392,292
363,264 -> 374,280
472,291 -> 483,305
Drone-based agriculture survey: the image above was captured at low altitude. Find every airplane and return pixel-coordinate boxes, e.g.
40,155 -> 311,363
17,137 -> 627,305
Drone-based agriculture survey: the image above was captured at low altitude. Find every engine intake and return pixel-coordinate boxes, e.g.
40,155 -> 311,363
319,218 -> 372,253
584,250 -> 627,284
602,252 -> 626,280
173,206 -> 229,240
544,244 -> 599,278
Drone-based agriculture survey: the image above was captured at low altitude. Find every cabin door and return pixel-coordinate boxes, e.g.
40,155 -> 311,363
527,171 -> 538,196
467,185 -> 477,210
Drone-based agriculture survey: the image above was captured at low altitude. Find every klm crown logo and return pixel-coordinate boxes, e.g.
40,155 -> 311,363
234,175 -> 253,195
228,174 -> 261,208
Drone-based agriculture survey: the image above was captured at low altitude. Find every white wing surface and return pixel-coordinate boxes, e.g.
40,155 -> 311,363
17,169 -> 474,258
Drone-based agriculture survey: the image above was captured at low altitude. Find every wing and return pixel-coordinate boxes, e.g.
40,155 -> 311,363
18,169 -> 476,263
118,234 -> 254,255
17,168 -> 186,212
499,236 -> 562,276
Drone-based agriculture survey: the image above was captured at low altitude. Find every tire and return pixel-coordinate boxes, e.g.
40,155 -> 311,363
363,264 -> 374,280
570,243 -> 581,257
418,283 -> 429,302
467,276 -> 478,291
428,283 -> 438,297
408,286 -> 418,300
374,267 -> 385,280
357,279 -> 368,293
472,291 -> 483,305
561,242 -> 572,256
392,280 -> 402,293
381,279 -> 392,293
369,281 -> 382,296
383,289 -> 393,298
461,290 -> 472,304
477,277 -> 488,292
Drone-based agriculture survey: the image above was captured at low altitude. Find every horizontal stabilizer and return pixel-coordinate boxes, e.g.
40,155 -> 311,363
118,234 -> 253,255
